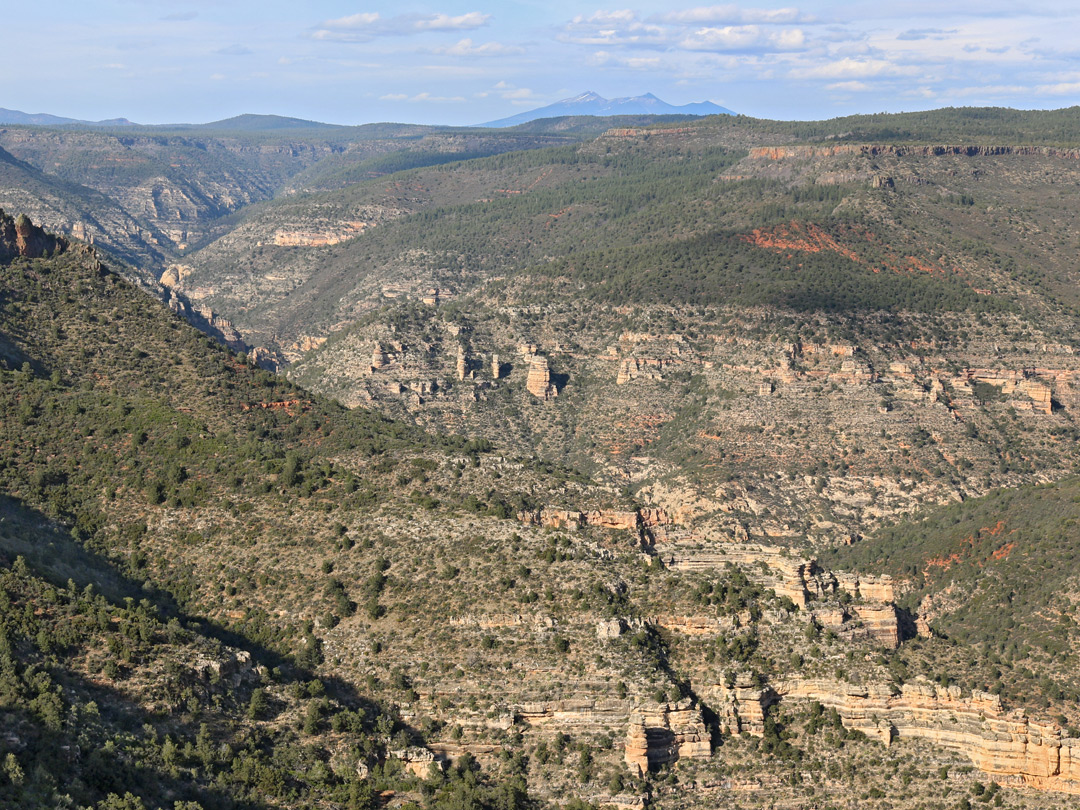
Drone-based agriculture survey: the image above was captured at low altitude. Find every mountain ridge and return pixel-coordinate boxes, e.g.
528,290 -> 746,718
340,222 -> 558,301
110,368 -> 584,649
477,90 -> 735,128
0,106 -> 136,127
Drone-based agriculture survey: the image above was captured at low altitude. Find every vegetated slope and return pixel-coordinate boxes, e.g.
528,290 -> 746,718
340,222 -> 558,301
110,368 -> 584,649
176,106 -> 1080,360
9,215 -> 1080,809
195,113 -> 348,131
280,130 -> 589,195
172,135 -> 817,350
0,214 -> 557,809
234,110 -> 1080,543
0,123 -> 594,273
0,124 -> 368,261
822,476 -> 1080,713
0,146 -> 165,274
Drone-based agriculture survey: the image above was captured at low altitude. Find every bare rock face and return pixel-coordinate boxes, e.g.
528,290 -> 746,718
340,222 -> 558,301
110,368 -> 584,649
271,220 -> 368,247
159,263 -> 194,289
192,648 -> 255,689
583,509 -> 640,532
526,354 -> 557,400
456,345 -> 467,381
616,356 -> 668,385
623,700 -> 711,776
491,353 -> 501,379
851,604 -> 903,648
617,358 -> 638,385
596,618 -> 628,639
390,746 -> 444,778
777,677 -> 1080,793
833,572 -> 896,603
750,143 -> 1080,162
0,211 -> 67,262
518,505 -> 671,546
371,343 -> 391,370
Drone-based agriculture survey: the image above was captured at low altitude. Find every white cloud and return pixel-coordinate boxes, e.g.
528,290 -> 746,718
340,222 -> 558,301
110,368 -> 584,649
896,28 -> 956,41
826,80 -> 870,92
313,11 -> 490,42
591,51 -> 663,70
560,8 -> 808,53
773,28 -> 805,48
379,91 -> 467,103
660,6 -> 809,25
411,92 -> 467,102
680,24 -> 805,51
951,84 -> 1028,97
579,9 -> 638,25
434,38 -> 524,57
559,10 -> 666,46
680,25 -> 763,50
416,13 -> 491,31
799,57 -> 918,79
492,82 -> 537,100
326,12 -> 380,28
1034,81 -> 1080,95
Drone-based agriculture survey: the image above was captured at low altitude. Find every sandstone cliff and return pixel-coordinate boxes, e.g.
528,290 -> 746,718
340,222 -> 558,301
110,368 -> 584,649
774,677 -> 1080,793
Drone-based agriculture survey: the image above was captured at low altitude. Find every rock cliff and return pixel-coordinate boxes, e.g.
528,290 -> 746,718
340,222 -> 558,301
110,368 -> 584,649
624,699 -> 711,776
749,144 -> 1080,161
0,210 -> 66,262
525,354 -> 558,400
775,677 -> 1080,793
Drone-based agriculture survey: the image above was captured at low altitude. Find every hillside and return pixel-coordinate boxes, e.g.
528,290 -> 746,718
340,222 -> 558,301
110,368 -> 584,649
5,213 -> 1080,809
139,108 -> 1080,548
823,476 -> 1080,709
0,123 -> 587,271
7,106 -> 1080,808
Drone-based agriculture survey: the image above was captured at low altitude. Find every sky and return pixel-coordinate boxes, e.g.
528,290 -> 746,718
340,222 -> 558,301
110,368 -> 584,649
4,1 -> 1080,126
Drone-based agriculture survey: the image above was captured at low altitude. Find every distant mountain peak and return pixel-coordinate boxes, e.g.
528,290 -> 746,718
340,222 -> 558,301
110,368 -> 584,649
476,91 -> 735,128
0,107 -> 137,128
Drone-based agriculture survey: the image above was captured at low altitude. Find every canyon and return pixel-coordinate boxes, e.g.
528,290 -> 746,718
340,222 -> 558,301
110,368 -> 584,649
7,107 -> 1080,809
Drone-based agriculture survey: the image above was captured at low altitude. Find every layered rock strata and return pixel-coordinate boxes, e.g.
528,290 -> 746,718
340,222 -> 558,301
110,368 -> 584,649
517,505 -> 671,545
624,699 -> 711,776
775,678 -> 1080,794
749,144 -> 1080,161
526,354 -> 558,400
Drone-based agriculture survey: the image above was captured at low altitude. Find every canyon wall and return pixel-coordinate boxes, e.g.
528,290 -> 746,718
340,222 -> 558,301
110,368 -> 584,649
775,677 -> 1080,793
749,144 -> 1080,161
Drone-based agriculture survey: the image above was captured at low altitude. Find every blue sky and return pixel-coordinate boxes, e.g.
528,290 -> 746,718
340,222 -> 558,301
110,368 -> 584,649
5,1 -> 1080,125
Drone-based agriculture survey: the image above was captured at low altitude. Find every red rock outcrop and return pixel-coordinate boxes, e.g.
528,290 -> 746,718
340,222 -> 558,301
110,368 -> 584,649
0,211 -> 67,262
